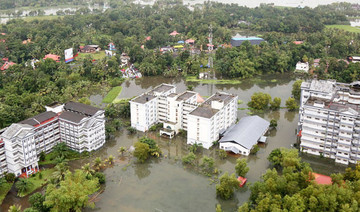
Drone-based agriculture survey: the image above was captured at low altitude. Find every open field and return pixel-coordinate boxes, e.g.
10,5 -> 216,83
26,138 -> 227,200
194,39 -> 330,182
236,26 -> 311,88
22,15 -> 62,22
186,76 -> 242,84
18,168 -> 55,197
102,86 -> 123,103
77,51 -> 107,61
325,25 -> 360,33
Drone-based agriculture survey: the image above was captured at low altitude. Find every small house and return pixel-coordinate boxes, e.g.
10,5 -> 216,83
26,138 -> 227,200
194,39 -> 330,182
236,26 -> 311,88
231,34 -> 264,47
295,62 -> 309,73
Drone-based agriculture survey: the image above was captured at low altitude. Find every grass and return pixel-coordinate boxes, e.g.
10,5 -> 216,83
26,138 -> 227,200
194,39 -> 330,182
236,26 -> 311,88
0,182 -> 13,204
325,25 -> 360,33
77,51 -> 107,61
38,150 -> 89,165
22,15 -> 62,22
102,86 -> 123,103
18,168 -> 55,197
112,98 -> 131,104
237,100 -> 244,104
186,76 -> 242,84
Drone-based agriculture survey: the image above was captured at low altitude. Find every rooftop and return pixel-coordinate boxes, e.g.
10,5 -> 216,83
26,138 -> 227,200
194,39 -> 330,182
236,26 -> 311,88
231,36 -> 264,41
149,84 -> 175,94
64,102 -> 102,116
204,92 -> 236,105
189,104 -> 219,119
306,80 -> 336,93
219,115 -> 270,149
132,94 -> 157,104
176,91 -> 196,101
20,111 -> 58,126
59,111 -> 87,123
2,123 -> 34,139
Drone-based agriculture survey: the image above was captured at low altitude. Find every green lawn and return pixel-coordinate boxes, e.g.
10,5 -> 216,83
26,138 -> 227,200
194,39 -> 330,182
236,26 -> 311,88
325,25 -> 360,33
77,51 -> 107,61
102,86 -> 123,103
0,182 -> 13,204
186,76 -> 242,84
112,98 -> 131,104
18,168 -> 55,197
38,149 -> 89,165
22,15 -> 62,22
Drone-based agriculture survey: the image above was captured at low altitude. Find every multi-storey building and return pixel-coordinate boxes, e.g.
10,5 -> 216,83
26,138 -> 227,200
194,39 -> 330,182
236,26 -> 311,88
0,102 -> 105,177
187,92 -> 238,149
130,84 -> 238,148
298,80 -> 360,165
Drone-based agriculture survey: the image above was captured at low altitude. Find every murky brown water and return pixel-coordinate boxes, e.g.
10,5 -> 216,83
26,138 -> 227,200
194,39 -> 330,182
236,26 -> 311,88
1,73 -> 347,212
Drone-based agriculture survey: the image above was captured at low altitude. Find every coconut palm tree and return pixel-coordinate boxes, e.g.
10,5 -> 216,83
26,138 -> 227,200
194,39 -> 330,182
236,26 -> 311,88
52,143 -> 70,159
81,163 -> 94,178
93,157 -> 102,171
8,205 -> 21,212
52,162 -> 69,183
15,179 -> 33,195
118,147 -> 126,156
108,155 -> 114,165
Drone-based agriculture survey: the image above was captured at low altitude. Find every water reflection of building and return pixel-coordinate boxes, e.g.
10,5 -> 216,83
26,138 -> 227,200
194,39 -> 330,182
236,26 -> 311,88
0,102 -> 105,177
298,80 -> 360,165
130,83 -> 238,149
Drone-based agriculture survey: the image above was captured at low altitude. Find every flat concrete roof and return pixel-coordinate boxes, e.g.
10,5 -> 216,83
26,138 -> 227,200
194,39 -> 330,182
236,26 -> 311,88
176,91 -> 196,101
189,105 -> 219,119
150,84 -> 175,94
132,94 -> 156,104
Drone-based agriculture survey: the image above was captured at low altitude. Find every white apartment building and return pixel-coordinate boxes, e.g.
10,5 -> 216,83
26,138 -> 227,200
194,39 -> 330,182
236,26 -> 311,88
187,92 -> 238,149
130,84 -> 176,132
0,102 -> 105,177
298,80 -> 360,165
130,84 -> 238,147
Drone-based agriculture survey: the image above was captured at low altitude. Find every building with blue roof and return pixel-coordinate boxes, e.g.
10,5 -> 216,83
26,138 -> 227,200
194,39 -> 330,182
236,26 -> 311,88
230,34 -> 265,47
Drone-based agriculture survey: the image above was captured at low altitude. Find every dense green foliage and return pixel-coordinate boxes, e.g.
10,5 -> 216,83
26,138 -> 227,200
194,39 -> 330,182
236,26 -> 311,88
285,97 -> 298,111
239,148 -> 360,211
269,97 -> 281,110
235,159 -> 249,177
182,152 -> 196,165
216,172 -> 239,200
44,170 -> 99,211
133,142 -> 150,163
292,80 -> 303,100
248,92 -> 271,110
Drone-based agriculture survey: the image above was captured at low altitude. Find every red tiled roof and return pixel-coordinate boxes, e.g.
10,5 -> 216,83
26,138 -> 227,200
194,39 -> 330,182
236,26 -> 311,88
311,172 -> 332,185
44,54 -> 60,62
237,176 -> 247,187
169,31 -> 180,36
1,61 -> 16,71
145,36 -> 151,41
293,41 -> 304,45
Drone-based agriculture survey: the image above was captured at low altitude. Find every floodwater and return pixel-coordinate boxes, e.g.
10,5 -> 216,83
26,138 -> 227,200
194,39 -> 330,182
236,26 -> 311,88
1,73 -> 348,212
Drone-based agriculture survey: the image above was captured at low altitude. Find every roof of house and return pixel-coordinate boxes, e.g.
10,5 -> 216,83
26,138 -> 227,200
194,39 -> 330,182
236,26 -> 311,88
2,123 -> 34,139
0,61 -> 16,71
312,172 -> 332,185
169,31 -> 180,36
64,102 -> 102,116
20,111 -> 57,126
231,36 -> 264,41
219,115 -> 270,150
59,111 -> 87,123
204,92 -> 235,105
44,54 -> 60,61
293,41 -> 304,45
132,94 -> 157,104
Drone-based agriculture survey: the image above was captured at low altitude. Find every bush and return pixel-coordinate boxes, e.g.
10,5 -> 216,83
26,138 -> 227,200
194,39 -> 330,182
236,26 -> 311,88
127,127 -> 136,134
94,172 -> 106,184
247,92 -> 271,110
182,152 -> 196,165
39,151 -> 46,161
5,173 -> 15,183
270,119 -> 278,128
133,142 -> 150,163
269,97 -> 281,110
235,158 -> 249,177
292,80 -> 303,100
285,97 -> 298,111
217,149 -> 228,159
250,144 -> 260,155
216,172 -> 239,200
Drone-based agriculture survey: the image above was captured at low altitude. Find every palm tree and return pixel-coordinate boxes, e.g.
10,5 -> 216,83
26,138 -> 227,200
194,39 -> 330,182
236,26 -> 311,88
118,147 -> 126,156
15,179 -> 33,195
52,162 -> 69,183
108,155 -> 114,165
52,143 -> 69,159
81,163 -> 94,178
93,157 -> 102,170
8,205 -> 21,212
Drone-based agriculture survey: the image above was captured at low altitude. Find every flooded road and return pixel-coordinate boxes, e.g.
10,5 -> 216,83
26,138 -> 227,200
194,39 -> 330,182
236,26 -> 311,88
1,73 -> 347,212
